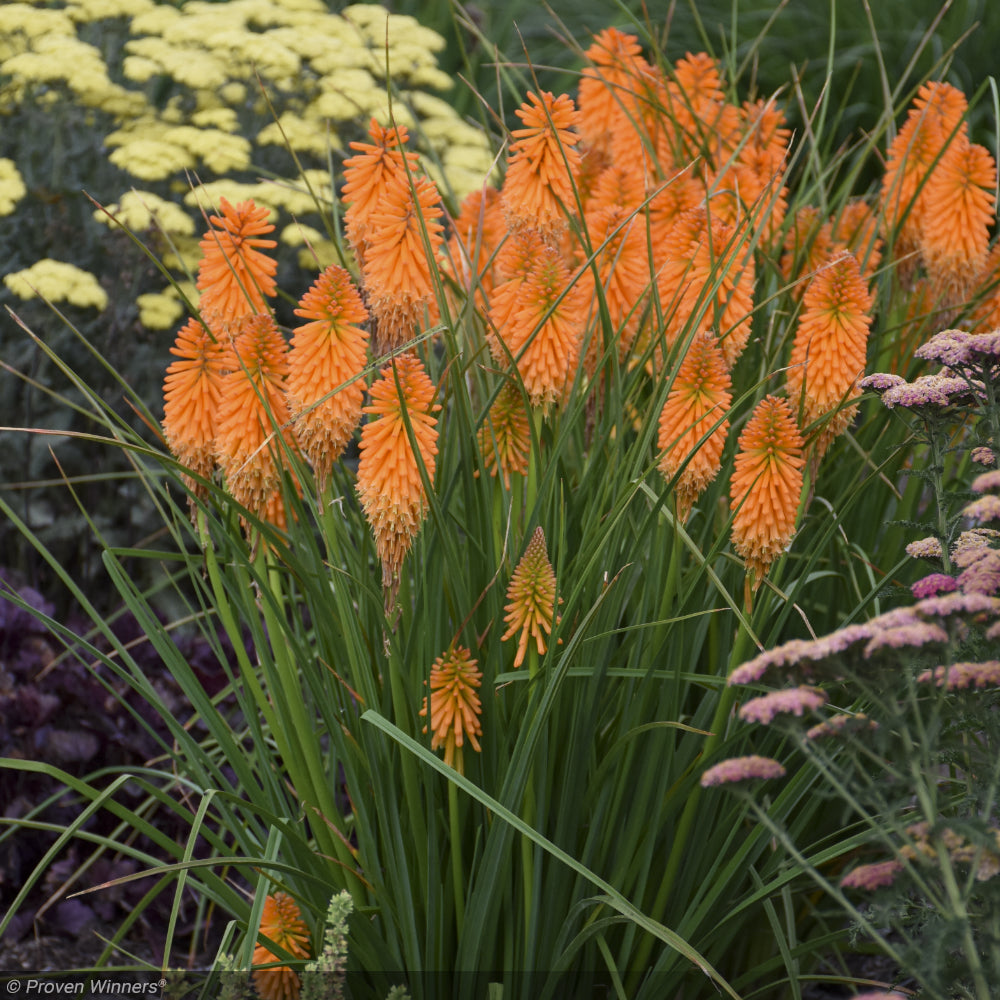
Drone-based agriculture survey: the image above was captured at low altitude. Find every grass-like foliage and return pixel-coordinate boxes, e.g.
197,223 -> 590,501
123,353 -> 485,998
2,1 -> 1000,998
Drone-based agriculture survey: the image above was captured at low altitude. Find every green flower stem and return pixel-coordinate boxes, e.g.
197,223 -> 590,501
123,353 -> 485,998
198,511 -> 273,731
449,775 -> 465,928
521,643 -> 541,959
526,406 -> 544,524
386,640 -> 429,905
934,841 -> 991,1000
627,611 -> 755,990
257,548 -> 363,893
926,424 -> 953,575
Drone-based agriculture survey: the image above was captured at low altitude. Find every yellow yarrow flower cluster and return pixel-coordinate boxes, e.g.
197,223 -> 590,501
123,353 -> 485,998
0,159 -> 26,216
63,0 -> 156,23
94,190 -> 195,236
136,289 -> 189,330
4,260 -> 108,311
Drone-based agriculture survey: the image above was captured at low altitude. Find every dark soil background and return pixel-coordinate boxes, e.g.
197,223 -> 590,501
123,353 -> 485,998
0,567 -> 242,972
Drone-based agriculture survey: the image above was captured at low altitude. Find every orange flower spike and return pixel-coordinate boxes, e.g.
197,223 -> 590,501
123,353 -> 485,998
162,317 -> 226,487
498,243 -> 588,409
662,52 -> 727,161
214,314 -> 293,518
362,171 -> 445,354
830,198 -> 883,279
970,243 -> 1000,332
577,28 -> 654,159
582,202 -> 649,359
787,252 -> 873,449
656,208 -> 755,368
502,526 -> 561,669
341,118 -> 419,257
779,205 -> 835,296
919,139 -> 997,300
502,91 -> 582,240
729,395 -> 805,583
446,186 -> 506,305
478,381 -> 531,487
419,645 -> 483,773
287,265 -> 370,489
252,891 -> 310,1000
657,332 -> 732,521
196,198 -> 277,320
881,81 -> 968,257
356,355 -> 440,596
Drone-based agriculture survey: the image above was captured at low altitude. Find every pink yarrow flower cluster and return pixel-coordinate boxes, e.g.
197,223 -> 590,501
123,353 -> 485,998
700,755 -> 785,787
917,660 -> 1000,690
840,859 -> 904,891
738,685 -> 827,724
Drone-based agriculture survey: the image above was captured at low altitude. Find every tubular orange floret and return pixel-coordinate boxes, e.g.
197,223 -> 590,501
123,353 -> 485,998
341,118 -> 419,260
356,354 -> 440,601
494,241 -> 588,410
196,197 -> 278,320
252,891 -> 310,1000
478,380 -> 531,487
214,313 -> 293,519
502,91 -> 581,240
287,264 -> 370,489
502,526 -> 561,669
787,252 -> 873,456
919,138 -> 997,303
730,395 -> 805,584
162,317 -> 226,492
419,645 -> 483,773
657,332 -> 732,521
362,170 -> 445,355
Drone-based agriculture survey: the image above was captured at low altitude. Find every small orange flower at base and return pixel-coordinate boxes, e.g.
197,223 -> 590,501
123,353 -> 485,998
196,198 -> 277,320
502,526 -> 561,669
730,396 -> 805,585
252,891 -> 310,1000
419,645 -> 483,774
356,355 -> 440,603
287,264 -> 370,490
162,317 -> 226,495
657,332 -> 732,521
